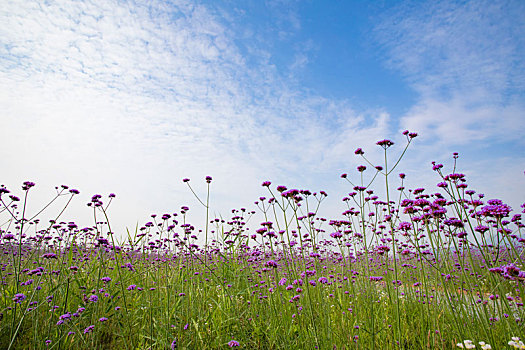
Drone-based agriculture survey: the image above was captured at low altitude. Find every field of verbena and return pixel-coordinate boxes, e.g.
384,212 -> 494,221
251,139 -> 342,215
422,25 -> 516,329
1,133 -> 524,349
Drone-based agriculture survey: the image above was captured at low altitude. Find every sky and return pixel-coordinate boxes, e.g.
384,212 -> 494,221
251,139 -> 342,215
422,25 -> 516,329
1,0 -> 524,238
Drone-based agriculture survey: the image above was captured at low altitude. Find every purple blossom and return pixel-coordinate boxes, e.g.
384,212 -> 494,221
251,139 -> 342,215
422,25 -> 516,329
376,139 -> 394,148
481,199 -> 512,218
13,293 -> 26,304
265,260 -> 278,268
22,181 -> 36,190
228,340 -> 240,347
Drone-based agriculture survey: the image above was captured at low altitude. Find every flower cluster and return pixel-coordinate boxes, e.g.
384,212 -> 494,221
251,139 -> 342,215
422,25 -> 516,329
509,337 -> 525,349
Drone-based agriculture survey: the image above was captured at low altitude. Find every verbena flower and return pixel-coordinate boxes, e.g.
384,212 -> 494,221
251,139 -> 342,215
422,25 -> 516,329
228,340 -> 240,347
376,139 -> 394,148
13,293 -> 26,304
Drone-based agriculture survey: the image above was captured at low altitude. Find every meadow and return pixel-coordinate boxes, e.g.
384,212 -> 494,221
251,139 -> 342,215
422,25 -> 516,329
1,131 -> 524,349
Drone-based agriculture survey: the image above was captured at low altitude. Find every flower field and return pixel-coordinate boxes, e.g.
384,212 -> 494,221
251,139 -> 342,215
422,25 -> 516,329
1,132 -> 524,349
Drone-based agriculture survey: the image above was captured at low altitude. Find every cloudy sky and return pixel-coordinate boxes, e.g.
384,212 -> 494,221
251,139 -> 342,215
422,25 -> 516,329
1,0 -> 524,236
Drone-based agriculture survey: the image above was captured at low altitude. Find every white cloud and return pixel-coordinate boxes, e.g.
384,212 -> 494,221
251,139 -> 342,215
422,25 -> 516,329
2,0 -> 522,239
375,0 -> 525,142
375,0 -> 525,98
369,0 -> 525,213
401,95 -> 525,146
1,0 -> 390,235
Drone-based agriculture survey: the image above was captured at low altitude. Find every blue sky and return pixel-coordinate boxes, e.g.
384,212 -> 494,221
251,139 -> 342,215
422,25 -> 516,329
1,0 -> 524,235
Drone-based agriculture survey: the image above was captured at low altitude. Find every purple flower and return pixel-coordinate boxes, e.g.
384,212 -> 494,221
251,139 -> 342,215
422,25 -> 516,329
265,260 -> 278,268
490,263 -> 525,281
99,317 -> 108,322
22,181 -> 35,190
89,295 -> 98,302
13,293 -> 26,304
228,340 -> 240,347
318,277 -> 328,284
205,176 -> 212,183
481,199 -> 512,218
444,173 -> 465,181
330,231 -> 342,238
59,312 -> 71,321
354,148 -> 364,155
376,139 -> 394,148
83,325 -> 95,334
276,185 -> 287,193
398,222 -> 412,232
444,218 -> 463,228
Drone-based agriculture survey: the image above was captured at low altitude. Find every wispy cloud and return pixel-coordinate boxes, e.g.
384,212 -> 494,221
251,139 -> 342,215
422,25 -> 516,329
376,0 -> 525,98
375,0 -> 525,144
1,0 -> 523,234
373,0 -> 525,209
1,0 -> 390,231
